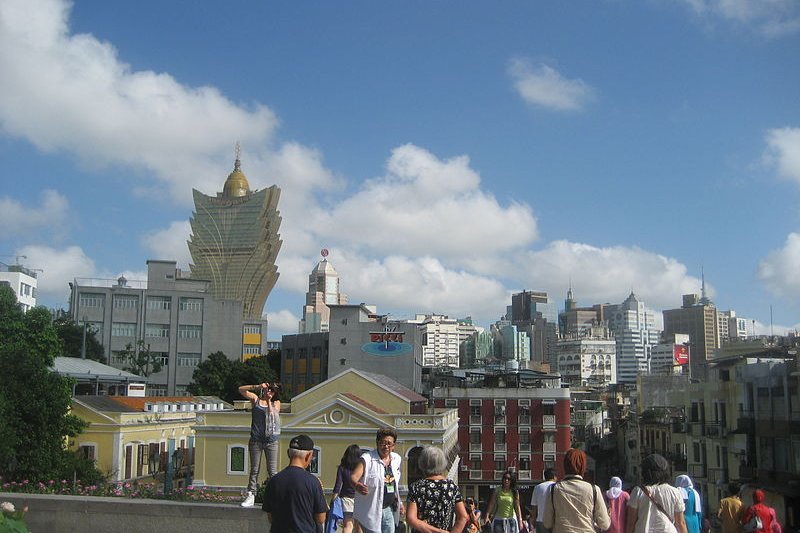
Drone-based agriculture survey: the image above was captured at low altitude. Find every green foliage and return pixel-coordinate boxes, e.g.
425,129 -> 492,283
0,286 -> 92,483
0,504 -> 30,533
119,340 -> 162,377
265,348 -> 281,376
188,352 -> 277,403
52,313 -> 105,363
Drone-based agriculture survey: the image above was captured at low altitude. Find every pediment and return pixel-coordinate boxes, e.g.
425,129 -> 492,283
283,396 -> 389,431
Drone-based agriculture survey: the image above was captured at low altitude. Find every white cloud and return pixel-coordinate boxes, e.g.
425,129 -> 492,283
0,0 -> 335,205
265,309 -> 300,338
16,244 -> 95,304
514,240 -> 703,312
507,59 -> 595,112
318,144 -> 537,259
140,220 -> 192,269
0,189 -> 69,238
765,127 -> 800,184
758,232 -> 800,297
680,0 -> 800,36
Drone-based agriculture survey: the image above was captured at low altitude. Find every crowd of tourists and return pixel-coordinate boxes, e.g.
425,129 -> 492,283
237,384 -> 783,533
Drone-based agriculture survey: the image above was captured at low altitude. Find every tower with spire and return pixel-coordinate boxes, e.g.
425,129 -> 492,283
299,250 -> 348,333
188,145 -> 282,320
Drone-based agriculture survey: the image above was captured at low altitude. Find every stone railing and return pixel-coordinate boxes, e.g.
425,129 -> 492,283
0,492 -> 266,533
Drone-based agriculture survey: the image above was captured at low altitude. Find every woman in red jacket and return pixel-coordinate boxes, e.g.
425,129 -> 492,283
741,490 -> 773,533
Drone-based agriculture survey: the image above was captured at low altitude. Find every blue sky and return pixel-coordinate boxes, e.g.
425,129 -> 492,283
1,0 -> 799,339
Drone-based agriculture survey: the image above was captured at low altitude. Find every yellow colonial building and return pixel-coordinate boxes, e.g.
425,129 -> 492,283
70,396 -> 230,481
193,369 -> 460,493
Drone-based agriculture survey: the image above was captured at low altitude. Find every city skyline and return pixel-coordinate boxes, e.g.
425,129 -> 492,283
1,0 -> 799,339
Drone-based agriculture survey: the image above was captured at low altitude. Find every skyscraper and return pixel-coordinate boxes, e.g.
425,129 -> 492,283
188,148 -> 282,320
510,290 -> 557,366
662,293 -> 718,380
299,251 -> 348,333
605,292 -> 660,384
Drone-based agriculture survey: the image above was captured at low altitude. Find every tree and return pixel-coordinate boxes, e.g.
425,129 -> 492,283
53,313 -> 105,363
119,340 -> 163,377
188,352 -> 278,403
0,286 -> 100,483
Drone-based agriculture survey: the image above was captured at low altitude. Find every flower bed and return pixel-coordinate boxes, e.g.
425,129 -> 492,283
1,479 -> 240,504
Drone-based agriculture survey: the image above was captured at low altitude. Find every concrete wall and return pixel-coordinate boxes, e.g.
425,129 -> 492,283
0,492 -> 269,533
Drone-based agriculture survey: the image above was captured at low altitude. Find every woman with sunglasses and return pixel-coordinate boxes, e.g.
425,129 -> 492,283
238,381 -> 281,507
485,470 -> 523,533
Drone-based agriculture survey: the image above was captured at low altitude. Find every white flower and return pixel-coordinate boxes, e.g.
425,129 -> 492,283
1,501 -> 15,513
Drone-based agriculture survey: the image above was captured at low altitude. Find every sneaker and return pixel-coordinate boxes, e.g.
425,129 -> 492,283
241,491 -> 255,507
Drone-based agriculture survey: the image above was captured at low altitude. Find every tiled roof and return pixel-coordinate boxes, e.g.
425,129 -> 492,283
342,392 -> 388,414
356,370 -> 427,403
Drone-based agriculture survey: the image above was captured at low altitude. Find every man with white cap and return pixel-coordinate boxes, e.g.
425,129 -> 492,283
262,434 -> 328,532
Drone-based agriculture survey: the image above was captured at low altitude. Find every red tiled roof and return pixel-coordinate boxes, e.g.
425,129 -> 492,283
342,393 -> 388,414
110,396 -> 195,411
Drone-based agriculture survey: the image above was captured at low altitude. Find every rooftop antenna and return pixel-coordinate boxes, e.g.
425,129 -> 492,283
234,141 -> 242,170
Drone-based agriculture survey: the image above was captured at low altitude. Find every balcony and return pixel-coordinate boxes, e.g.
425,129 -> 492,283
542,415 -> 556,429
469,470 -> 483,480
543,442 -> 556,454
707,467 -> 727,484
705,423 -> 727,438
688,463 -> 706,479
738,465 -> 756,480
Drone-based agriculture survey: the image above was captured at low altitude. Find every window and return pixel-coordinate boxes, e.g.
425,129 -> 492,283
79,293 -> 105,308
179,298 -> 203,312
79,444 -> 96,461
113,295 -> 138,309
340,338 -> 347,345
147,296 -> 171,310
470,430 -> 481,444
243,345 -> 261,355
494,429 -> 506,444
178,325 -> 202,339
470,405 -> 481,417
312,347 -> 321,359
145,324 -> 170,338
494,457 -> 506,472
228,445 -> 246,474
519,456 -> 530,471
112,322 -> 136,337
175,386 -> 189,396
285,349 -> 294,360
243,324 -> 261,334
147,385 -> 168,397
177,353 -> 201,367
111,351 -> 127,364
445,399 -> 457,408
692,442 -> 701,463
153,352 -> 169,366
519,432 -> 530,445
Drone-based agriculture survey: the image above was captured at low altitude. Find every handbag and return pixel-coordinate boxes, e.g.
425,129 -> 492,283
743,513 -> 763,532
640,485 -> 677,532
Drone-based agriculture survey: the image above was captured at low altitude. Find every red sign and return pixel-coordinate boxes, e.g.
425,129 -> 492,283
673,344 -> 689,365
370,332 -> 404,343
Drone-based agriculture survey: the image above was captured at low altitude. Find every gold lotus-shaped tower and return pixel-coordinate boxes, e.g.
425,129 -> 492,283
188,147 -> 282,319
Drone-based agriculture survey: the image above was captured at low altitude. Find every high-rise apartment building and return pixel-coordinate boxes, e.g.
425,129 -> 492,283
510,290 -> 557,366
717,310 -> 750,344
188,149 -> 282,320
0,260 -> 37,312
605,292 -> 661,384
416,314 -> 461,368
299,253 -> 348,333
556,325 -> 617,387
662,294 -> 719,380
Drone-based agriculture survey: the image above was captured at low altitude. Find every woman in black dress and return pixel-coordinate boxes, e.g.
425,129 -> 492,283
406,446 -> 468,533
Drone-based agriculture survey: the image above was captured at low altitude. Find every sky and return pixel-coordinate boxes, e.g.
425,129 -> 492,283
1,0 -> 799,340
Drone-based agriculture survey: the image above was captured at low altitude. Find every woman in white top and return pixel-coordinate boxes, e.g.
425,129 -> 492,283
626,454 -> 687,533
351,427 -> 404,533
